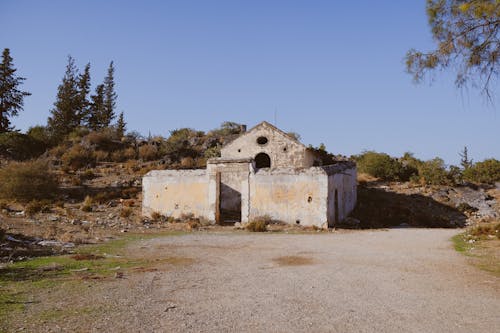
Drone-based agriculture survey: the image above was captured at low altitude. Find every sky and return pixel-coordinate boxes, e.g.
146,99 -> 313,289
1,0 -> 499,165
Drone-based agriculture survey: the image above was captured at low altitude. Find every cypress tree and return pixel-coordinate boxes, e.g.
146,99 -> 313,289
116,111 -> 126,137
0,48 -> 31,133
88,84 -> 105,131
47,56 -> 82,139
102,61 -> 117,127
77,63 -> 91,126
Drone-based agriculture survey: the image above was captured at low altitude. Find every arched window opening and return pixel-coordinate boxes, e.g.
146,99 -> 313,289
255,153 -> 271,169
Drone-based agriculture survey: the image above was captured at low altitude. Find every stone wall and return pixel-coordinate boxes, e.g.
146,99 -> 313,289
221,122 -> 313,169
142,170 -> 210,220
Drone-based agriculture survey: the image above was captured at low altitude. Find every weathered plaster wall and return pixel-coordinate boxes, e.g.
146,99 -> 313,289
326,165 -> 357,226
142,170 -> 210,219
248,168 -> 329,227
221,122 -> 312,169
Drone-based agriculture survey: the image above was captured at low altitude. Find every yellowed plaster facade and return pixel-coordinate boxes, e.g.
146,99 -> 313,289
142,122 -> 357,228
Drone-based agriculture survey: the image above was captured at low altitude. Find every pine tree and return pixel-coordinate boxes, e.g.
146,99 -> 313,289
47,56 -> 82,139
88,84 -> 105,131
0,48 -> 31,133
459,146 -> 473,170
116,111 -> 126,137
102,61 -> 117,127
77,63 -> 91,125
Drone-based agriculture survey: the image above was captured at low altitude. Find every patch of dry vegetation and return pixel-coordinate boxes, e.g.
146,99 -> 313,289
0,160 -> 59,202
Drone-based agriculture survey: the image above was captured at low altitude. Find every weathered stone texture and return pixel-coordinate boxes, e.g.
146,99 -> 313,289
221,121 -> 314,169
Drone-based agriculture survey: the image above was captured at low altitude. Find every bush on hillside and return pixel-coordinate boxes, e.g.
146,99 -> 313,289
355,151 -> 408,181
61,144 -> 96,171
0,160 -> 59,202
0,132 -> 47,160
138,144 -> 160,161
416,157 -> 450,185
463,159 -> 500,184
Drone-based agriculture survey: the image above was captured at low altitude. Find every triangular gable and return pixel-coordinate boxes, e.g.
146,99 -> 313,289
222,121 -> 307,151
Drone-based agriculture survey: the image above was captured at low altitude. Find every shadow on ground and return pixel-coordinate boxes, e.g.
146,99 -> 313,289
346,185 -> 467,229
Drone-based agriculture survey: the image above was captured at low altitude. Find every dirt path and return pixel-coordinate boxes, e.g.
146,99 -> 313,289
18,229 -> 500,332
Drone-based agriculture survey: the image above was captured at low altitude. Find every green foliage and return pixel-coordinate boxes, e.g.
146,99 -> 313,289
0,160 -> 59,202
0,132 -> 47,160
209,121 -> 244,136
27,125 -> 54,147
463,158 -> 500,184
48,56 -> 84,139
87,84 -> 106,130
204,145 -> 221,159
459,146 -> 473,170
116,112 -> 126,137
103,61 -> 117,126
406,1 -> 500,96
355,151 -> 410,181
417,157 -> 450,185
0,48 -> 31,133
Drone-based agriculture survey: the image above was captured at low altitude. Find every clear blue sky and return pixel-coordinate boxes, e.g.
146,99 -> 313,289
1,0 -> 499,165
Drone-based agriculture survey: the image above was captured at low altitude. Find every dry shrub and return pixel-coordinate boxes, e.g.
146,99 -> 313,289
468,223 -> 500,240
94,150 -> 109,162
122,199 -> 135,207
180,157 -> 195,168
139,145 -> 160,161
357,172 -> 378,185
80,169 -> 96,181
110,150 -> 126,162
120,207 -> 133,218
123,147 -> 136,160
246,219 -> 267,232
25,200 -> 52,216
187,219 -> 200,230
0,160 -> 59,202
0,200 -> 9,210
121,187 -> 140,199
48,144 -> 68,158
151,211 -> 163,221
61,144 -> 96,171
125,160 -> 141,173
80,195 -> 93,212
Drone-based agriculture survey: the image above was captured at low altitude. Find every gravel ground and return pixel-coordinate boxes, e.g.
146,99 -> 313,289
22,229 -> 500,332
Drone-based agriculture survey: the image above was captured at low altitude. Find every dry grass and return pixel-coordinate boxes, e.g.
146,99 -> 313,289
273,256 -> 314,266
468,222 -> 500,240
246,220 -> 267,232
120,207 -> 133,218
0,160 -> 59,202
25,200 -> 52,216
80,196 -> 93,212
357,172 -> 379,185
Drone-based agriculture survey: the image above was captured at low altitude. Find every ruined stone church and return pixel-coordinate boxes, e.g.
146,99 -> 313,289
143,121 -> 357,228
